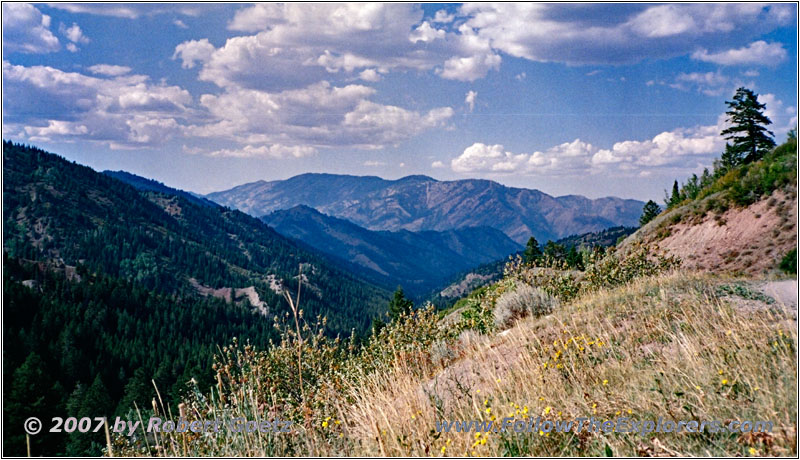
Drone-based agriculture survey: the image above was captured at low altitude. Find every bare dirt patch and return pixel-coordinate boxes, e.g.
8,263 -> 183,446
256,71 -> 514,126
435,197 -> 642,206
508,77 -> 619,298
657,191 -> 796,275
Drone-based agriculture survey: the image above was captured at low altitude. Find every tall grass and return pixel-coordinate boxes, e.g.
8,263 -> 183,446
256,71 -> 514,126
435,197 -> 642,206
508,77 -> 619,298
115,253 -> 796,457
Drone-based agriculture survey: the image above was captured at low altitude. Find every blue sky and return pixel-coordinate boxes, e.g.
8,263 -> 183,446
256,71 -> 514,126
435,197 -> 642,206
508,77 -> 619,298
3,3 -> 797,200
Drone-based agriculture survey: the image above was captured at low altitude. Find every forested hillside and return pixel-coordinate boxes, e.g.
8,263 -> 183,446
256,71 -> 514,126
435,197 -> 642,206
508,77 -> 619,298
2,141 -> 391,456
263,205 -> 521,296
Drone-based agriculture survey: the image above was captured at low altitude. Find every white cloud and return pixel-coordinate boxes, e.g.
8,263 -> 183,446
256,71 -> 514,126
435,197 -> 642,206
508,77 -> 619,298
173,19 -> 188,29
439,53 -> 501,82
358,68 -> 382,82
465,90 -> 477,112
450,118 -> 733,178
431,160 -> 445,168
2,3 -> 60,54
182,4 -> 508,90
173,39 -> 216,69
3,61 -> 191,149
457,3 -> 794,65
409,21 -> 445,43
691,40 -> 787,66
46,4 -> 214,19
207,144 -> 317,158
65,43 -> 78,53
515,72 -> 526,81
432,10 -> 454,24
451,143 -> 529,173
363,160 -> 387,167
592,122 -> 725,168
759,93 -> 798,137
60,23 -> 90,44
670,71 -> 732,96
187,81 -> 453,150
88,64 -> 131,76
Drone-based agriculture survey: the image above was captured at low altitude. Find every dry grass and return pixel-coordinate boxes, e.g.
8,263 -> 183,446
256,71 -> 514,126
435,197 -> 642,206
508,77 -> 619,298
330,273 -> 796,457
117,272 -> 797,457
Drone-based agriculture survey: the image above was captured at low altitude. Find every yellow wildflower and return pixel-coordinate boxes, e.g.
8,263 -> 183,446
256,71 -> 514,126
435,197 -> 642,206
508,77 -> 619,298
602,379 -> 608,385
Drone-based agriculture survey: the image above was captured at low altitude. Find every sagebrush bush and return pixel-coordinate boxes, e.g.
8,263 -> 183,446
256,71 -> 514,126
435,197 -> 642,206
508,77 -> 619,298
493,283 -> 558,330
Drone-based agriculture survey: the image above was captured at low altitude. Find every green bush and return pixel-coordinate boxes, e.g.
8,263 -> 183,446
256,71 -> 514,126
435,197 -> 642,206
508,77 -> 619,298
780,248 -> 797,274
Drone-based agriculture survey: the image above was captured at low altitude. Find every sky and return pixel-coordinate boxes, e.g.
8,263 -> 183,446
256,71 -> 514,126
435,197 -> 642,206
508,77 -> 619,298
2,3 -> 797,201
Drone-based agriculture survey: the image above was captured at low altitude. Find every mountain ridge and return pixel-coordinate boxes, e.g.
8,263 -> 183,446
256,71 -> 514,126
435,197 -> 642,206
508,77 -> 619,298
263,204 -> 522,296
207,173 -> 645,244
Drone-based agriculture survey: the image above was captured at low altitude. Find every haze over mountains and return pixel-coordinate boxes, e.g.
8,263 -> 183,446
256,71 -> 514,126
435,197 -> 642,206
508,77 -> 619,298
207,173 -> 645,244
263,205 -> 521,294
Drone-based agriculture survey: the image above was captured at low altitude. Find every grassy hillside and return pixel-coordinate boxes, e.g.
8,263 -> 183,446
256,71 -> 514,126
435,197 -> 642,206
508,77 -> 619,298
116,245 -> 796,456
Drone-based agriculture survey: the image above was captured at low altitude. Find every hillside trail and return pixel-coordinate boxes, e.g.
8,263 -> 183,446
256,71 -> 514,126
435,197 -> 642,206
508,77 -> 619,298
757,279 -> 798,314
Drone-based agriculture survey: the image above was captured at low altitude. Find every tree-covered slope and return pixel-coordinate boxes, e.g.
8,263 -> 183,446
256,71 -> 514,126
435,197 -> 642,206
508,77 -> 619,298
2,141 -> 392,455
4,141 -> 390,333
263,205 -> 521,296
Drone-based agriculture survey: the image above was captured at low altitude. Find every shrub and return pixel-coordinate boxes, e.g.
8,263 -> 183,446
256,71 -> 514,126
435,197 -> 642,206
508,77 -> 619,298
780,248 -> 797,274
493,283 -> 558,330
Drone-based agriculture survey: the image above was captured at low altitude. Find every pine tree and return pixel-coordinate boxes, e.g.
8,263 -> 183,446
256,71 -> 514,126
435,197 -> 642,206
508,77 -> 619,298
639,200 -> 661,226
387,287 -> 413,322
720,87 -> 775,166
666,180 -> 681,207
523,236 -> 542,264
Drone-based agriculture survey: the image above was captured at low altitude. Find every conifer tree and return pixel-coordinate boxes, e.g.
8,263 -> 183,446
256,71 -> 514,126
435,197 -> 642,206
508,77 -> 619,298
721,87 -> 775,166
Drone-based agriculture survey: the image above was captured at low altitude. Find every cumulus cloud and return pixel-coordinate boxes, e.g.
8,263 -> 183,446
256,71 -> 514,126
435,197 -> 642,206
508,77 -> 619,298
3,61 -> 192,149
173,39 -> 216,69
451,143 -> 529,173
431,160 -> 445,168
457,3 -> 794,65
691,40 -> 787,66
439,53 -> 501,82
363,160 -> 387,167
60,23 -> 90,44
358,68 -> 382,82
465,90 -> 477,112
449,117 -> 738,178
186,81 -> 453,150
179,4 -> 506,90
409,21 -> 445,43
2,3 -> 60,54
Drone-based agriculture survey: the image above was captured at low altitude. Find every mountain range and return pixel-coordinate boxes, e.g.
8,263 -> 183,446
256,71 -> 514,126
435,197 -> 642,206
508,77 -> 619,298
263,205 -> 521,295
207,173 -> 645,244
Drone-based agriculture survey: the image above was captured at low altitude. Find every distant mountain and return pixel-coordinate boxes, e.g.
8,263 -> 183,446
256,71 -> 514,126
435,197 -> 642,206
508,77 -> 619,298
103,170 -> 219,208
207,173 -> 645,244
263,205 -> 522,295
